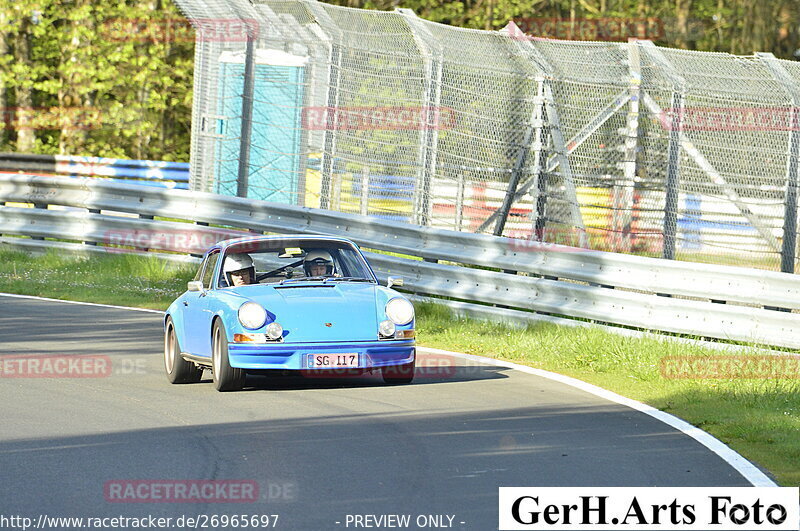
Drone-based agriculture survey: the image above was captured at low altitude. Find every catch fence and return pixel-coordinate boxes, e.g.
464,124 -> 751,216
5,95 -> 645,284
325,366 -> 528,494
173,0 -> 800,272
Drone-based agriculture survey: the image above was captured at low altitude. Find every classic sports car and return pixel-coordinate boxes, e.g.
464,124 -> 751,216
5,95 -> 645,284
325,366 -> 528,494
164,235 -> 415,391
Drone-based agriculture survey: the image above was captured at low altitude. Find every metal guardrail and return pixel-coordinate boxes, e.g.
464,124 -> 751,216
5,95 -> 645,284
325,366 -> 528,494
2,173 -> 799,349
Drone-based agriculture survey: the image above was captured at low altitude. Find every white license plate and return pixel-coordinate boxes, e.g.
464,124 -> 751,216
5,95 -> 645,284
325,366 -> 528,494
307,353 -> 360,368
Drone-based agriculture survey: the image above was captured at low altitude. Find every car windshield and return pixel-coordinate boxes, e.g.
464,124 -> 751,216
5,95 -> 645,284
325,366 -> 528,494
217,238 -> 376,288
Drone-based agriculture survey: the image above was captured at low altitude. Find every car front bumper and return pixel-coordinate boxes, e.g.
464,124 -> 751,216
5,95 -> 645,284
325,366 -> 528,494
227,340 -> 415,370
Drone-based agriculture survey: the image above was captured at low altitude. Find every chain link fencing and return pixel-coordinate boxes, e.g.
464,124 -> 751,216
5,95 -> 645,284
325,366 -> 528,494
173,0 -> 800,272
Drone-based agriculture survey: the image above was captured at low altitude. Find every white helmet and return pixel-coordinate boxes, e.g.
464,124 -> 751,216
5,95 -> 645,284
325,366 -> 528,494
223,253 -> 255,285
303,250 -> 335,276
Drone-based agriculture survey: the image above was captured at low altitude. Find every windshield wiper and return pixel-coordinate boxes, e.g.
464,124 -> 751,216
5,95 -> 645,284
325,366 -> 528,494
280,276 -> 327,285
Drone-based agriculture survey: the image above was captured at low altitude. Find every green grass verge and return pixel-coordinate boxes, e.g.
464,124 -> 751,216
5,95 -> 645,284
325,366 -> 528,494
0,248 -> 797,486
0,249 -> 196,310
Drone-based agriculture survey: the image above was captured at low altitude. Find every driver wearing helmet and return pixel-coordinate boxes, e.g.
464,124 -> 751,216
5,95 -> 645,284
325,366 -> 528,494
223,253 -> 256,287
303,250 -> 336,278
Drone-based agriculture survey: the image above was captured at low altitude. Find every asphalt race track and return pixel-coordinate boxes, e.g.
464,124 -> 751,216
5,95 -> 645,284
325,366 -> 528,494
0,295 -> 756,530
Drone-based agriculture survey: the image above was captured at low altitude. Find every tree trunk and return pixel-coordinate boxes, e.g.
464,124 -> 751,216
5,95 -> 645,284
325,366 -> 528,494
714,0 -> 724,51
59,2 -> 91,155
674,0 -> 693,49
14,18 -> 35,152
774,1 -> 797,58
0,11 -> 8,147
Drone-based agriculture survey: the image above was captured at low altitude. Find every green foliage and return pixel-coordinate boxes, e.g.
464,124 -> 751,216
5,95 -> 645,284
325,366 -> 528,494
326,0 -> 799,56
0,0 -> 796,160
0,0 -> 193,160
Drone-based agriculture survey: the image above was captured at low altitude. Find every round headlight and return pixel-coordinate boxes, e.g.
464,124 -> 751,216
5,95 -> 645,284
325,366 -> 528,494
385,298 -> 414,325
238,302 -> 267,329
378,319 -> 396,338
266,322 -> 283,340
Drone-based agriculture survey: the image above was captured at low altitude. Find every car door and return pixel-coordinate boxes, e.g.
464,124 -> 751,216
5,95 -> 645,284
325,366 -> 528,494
182,250 -> 220,356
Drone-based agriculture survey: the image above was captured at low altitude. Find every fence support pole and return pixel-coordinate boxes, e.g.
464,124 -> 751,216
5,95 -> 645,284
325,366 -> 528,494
301,3 -> 342,210
399,8 -> 442,227
455,173 -> 465,231
495,76 -> 545,237
476,87 -> 627,233
611,40 -> 641,252
782,114 -> 800,274
236,35 -> 256,199
319,43 -> 341,210
643,43 -> 779,257
663,90 -> 683,260
505,29 -> 587,246
758,53 -> 800,273
360,167 -> 369,216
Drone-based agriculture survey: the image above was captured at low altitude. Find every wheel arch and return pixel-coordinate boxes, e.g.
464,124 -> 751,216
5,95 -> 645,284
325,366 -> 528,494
211,314 -> 225,342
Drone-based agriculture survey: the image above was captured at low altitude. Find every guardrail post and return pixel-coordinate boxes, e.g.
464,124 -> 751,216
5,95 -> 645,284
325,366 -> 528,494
758,53 -> 800,273
31,202 -> 47,240
85,208 -> 101,246
236,33 -> 257,199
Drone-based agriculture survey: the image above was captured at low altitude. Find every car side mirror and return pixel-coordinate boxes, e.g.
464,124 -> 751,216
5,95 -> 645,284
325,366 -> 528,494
387,276 -> 404,289
187,280 -> 204,293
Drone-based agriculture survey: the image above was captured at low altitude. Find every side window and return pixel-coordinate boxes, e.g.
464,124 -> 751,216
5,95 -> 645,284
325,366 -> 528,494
194,256 -> 207,282
202,252 -> 220,289
331,249 -> 349,276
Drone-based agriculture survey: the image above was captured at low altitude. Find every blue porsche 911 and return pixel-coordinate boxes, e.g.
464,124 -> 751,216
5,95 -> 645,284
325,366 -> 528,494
164,235 -> 415,391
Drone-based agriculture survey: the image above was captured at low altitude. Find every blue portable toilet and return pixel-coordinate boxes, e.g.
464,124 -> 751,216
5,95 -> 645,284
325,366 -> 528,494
215,49 -> 308,204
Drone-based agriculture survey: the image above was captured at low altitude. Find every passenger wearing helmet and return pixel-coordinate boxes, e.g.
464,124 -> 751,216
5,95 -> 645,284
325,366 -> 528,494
223,253 -> 256,287
303,250 -> 336,278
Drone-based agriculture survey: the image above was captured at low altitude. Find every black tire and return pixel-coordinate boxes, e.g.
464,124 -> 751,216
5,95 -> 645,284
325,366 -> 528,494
164,317 -> 202,384
382,359 -> 415,385
211,319 -> 246,392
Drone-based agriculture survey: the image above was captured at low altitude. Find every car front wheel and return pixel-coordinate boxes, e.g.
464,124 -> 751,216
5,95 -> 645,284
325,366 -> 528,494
164,317 -> 202,384
212,320 -> 246,391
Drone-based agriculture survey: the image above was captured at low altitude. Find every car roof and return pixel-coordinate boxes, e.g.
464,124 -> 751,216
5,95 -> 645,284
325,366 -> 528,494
214,234 -> 357,252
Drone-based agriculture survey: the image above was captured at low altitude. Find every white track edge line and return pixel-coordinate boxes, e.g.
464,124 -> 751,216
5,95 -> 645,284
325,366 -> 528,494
417,346 -> 777,488
0,292 -> 163,314
0,292 -> 777,487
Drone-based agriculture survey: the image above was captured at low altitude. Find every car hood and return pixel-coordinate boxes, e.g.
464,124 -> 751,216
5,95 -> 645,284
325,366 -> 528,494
230,282 -> 380,343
